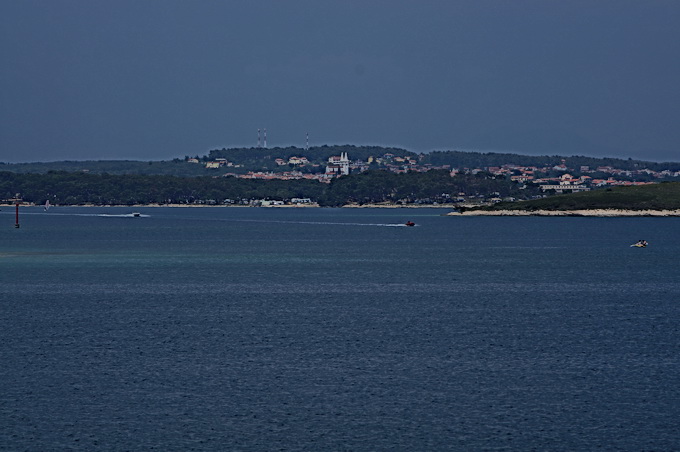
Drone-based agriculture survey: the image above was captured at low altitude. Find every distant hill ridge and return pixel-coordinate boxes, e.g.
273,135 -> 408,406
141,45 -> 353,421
1,146 -> 678,176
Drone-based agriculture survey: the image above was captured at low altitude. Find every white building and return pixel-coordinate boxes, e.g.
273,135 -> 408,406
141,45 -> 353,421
326,152 -> 350,176
288,156 -> 309,165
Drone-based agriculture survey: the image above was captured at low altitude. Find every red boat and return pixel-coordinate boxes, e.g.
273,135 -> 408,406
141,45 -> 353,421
405,221 -> 415,227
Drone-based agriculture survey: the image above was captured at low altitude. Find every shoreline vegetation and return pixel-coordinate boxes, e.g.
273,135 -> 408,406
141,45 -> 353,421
5,202 -> 680,216
456,182 -> 680,215
0,169 -> 534,207
447,209 -> 680,217
5,182 -> 680,216
0,150 -> 680,212
2,202 -> 456,209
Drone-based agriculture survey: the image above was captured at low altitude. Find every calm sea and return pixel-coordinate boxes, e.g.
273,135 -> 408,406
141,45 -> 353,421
1,206 -> 679,451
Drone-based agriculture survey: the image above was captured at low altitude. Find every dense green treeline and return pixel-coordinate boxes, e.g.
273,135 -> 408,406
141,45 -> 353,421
0,160 -> 209,176
481,182 -> 680,211
321,170 -> 533,205
420,150 -> 680,171
0,169 -> 534,207
0,172 -> 324,206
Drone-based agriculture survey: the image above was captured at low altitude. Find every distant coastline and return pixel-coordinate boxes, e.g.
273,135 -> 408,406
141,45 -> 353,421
4,202 -> 457,209
8,204 -> 680,215
447,209 -> 680,217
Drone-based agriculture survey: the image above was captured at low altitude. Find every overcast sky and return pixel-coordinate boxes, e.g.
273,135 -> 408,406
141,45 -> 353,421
1,0 -> 679,163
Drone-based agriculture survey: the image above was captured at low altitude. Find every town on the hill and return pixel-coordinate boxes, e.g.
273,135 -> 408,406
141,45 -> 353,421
195,148 -> 680,193
2,146 -> 679,207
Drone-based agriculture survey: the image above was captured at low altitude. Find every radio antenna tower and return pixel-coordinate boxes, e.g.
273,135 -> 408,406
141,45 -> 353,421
257,129 -> 261,148
305,132 -> 309,151
263,128 -> 267,148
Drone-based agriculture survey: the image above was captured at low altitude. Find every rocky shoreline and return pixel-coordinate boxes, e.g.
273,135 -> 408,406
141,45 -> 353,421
447,209 -> 680,217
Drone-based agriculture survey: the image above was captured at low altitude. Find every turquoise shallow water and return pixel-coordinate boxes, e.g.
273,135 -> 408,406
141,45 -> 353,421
1,206 -> 679,450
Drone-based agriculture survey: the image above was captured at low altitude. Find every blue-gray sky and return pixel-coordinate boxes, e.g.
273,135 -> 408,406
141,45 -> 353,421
1,0 -> 679,163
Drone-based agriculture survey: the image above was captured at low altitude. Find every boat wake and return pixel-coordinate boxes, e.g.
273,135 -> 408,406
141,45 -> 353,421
224,219 -> 413,227
306,222 -> 412,227
3,211 -> 149,218
98,213 -> 149,218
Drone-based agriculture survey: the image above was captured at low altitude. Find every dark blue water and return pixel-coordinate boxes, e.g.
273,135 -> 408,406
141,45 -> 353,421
1,207 -> 679,450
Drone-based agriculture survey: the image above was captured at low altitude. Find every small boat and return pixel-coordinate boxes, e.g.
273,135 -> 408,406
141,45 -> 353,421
132,212 -> 141,217
631,240 -> 648,248
405,221 -> 415,227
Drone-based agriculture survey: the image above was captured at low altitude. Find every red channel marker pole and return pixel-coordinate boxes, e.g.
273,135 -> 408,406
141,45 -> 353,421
15,202 -> 20,228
